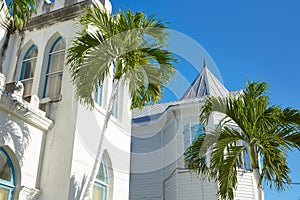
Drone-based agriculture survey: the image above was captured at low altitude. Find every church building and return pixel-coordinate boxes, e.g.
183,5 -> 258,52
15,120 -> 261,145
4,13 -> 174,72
130,61 -> 262,200
0,0 -> 262,200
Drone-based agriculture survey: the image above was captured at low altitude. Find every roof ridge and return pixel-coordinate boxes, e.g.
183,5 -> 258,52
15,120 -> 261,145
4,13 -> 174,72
180,59 -> 229,100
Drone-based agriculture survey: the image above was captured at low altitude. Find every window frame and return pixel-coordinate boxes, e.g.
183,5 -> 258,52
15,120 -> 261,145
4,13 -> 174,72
20,45 -> 38,97
184,122 -> 205,150
93,159 -> 108,200
94,81 -> 103,107
44,37 -> 66,98
0,148 -> 15,200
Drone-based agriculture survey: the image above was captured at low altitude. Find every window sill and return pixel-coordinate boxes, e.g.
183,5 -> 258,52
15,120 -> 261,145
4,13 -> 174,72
110,114 -> 121,126
40,94 -> 62,104
94,103 -> 106,115
94,104 -> 122,126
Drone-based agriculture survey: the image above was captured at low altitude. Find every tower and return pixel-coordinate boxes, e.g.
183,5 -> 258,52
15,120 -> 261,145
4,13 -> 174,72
130,60 -> 260,200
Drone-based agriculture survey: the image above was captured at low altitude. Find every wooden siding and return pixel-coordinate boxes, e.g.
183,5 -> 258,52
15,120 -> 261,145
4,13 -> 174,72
235,171 -> 256,200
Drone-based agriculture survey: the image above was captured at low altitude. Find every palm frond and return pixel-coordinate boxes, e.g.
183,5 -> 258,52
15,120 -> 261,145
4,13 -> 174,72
259,144 -> 291,190
186,81 -> 300,199
185,133 -> 210,176
217,145 -> 246,200
67,6 -> 176,109
1,0 -> 36,31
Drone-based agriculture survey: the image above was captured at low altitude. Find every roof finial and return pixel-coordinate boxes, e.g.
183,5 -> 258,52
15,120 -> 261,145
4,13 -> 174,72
203,58 -> 207,68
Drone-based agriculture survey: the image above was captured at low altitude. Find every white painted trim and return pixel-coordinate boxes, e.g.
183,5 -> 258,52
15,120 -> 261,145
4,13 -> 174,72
0,80 -> 53,131
132,99 -> 205,127
18,186 -> 41,200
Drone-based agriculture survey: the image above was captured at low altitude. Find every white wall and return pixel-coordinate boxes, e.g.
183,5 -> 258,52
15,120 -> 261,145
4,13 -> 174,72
70,99 -> 131,200
0,86 -> 53,199
1,1 -> 131,199
0,110 -> 44,188
131,99 -> 261,200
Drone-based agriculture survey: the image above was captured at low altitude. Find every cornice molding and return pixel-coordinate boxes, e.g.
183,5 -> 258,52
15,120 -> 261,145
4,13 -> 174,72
24,0 -> 92,31
0,92 -> 53,131
0,74 -> 53,132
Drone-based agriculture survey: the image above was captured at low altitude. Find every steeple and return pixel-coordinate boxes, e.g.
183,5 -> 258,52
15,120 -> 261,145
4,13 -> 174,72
181,59 -> 229,100
203,58 -> 207,68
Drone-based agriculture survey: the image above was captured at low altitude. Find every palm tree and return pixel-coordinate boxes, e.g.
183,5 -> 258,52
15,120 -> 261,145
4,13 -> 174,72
185,81 -> 300,200
67,4 -> 176,199
0,0 -> 37,72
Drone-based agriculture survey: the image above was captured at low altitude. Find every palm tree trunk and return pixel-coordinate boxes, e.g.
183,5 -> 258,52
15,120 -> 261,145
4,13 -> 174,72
80,78 -> 119,200
249,145 -> 263,200
253,168 -> 263,200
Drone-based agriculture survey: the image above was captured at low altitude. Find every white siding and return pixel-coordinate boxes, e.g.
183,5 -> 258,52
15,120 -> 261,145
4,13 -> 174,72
177,170 -> 218,200
131,131 -> 162,153
164,171 -> 177,200
235,171 -> 255,200
130,132 -> 163,199
162,121 -> 178,180
130,170 -> 163,200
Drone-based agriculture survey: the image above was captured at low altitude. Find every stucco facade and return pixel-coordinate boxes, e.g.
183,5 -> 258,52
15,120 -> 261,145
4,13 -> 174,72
0,1 -> 131,200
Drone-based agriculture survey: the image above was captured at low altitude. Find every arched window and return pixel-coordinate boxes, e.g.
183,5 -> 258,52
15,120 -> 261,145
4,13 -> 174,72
44,37 -> 66,98
0,148 -> 15,200
92,159 -> 108,200
20,45 -> 38,97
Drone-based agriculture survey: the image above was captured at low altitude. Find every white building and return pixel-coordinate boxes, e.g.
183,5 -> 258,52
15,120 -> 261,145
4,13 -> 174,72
0,0 -> 262,200
0,1 -> 131,200
130,62 -> 263,200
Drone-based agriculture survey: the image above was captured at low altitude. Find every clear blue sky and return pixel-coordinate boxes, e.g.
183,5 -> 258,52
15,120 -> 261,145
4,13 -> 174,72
111,0 -> 300,199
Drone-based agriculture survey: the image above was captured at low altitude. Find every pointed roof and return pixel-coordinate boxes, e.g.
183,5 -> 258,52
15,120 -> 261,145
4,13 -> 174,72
181,59 -> 229,100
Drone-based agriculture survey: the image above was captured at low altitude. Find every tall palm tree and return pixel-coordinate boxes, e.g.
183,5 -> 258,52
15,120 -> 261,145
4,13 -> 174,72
0,0 -> 37,72
67,4 -> 176,199
185,81 -> 300,200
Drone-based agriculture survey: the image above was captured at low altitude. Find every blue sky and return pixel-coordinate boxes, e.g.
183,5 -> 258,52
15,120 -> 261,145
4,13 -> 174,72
111,0 -> 300,199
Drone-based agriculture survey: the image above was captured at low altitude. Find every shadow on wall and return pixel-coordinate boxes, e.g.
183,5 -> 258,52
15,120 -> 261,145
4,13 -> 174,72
0,116 -> 30,166
69,174 -> 88,200
0,29 -> 6,50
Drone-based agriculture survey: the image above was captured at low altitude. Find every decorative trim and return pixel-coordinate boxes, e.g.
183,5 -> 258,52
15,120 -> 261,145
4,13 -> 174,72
18,186 -> 41,200
24,0 -> 92,31
39,94 -> 62,104
0,74 -> 53,131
